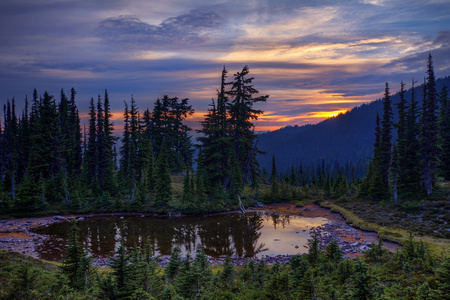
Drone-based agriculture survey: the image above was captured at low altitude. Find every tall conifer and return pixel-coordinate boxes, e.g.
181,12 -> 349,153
402,80 -> 422,199
420,54 -> 439,195
228,66 -> 268,186
438,85 -> 450,180
380,82 -> 393,187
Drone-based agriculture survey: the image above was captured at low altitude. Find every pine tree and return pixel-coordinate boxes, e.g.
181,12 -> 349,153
402,80 -> 422,199
290,163 -> 298,187
154,142 -> 172,207
228,66 -> 268,186
360,113 -> 388,200
391,143 -> 399,203
438,85 -> 450,180
420,54 -> 439,195
5,262 -> 50,300
307,232 -> 321,267
351,260 -> 375,300
17,96 -> 31,183
82,97 -> 98,194
165,246 -> 182,281
220,255 -> 234,286
380,82 -> 393,188
110,243 -> 131,297
192,247 -> 213,295
128,96 -> 140,195
28,92 -> 60,181
395,81 -> 408,199
436,258 -> 450,299
68,88 -> 83,180
151,95 -> 194,173
58,89 -> 71,174
270,153 -> 277,183
60,219 -> 92,290
197,68 -> 233,193
138,133 -> 155,196
2,98 -> 19,200
101,89 -> 117,195
324,240 -> 343,264
119,100 -> 131,190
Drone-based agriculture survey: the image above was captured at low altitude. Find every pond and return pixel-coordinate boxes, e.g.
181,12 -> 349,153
33,211 -> 331,261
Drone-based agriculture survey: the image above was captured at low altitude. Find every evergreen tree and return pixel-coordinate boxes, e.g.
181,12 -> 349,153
402,80 -> 422,199
138,133 -> 155,196
220,255 -> 234,286
228,66 -> 268,186
17,96 -> 31,183
420,54 -> 439,195
119,100 -> 131,190
28,91 -> 60,182
2,99 -> 19,200
270,153 -> 277,183
436,258 -> 450,299
379,82 -> 393,188
192,247 -> 213,295
4,262 -> 54,300
82,97 -> 98,193
58,89 -> 71,175
101,89 -> 117,194
438,85 -> 450,180
68,88 -> 83,180
290,163 -> 298,186
165,246 -> 182,281
128,96 -> 140,195
110,243 -> 131,298
351,260 -> 375,300
60,219 -> 92,290
197,67 -> 233,193
307,232 -> 321,267
324,240 -> 343,264
154,142 -> 172,207
360,113 -> 389,200
391,143 -> 399,203
151,95 -> 194,173
395,81 -> 408,199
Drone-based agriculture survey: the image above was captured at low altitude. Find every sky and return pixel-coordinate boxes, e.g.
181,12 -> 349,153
1,0 -> 450,131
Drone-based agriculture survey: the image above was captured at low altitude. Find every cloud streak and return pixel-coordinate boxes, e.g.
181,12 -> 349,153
98,9 -> 224,50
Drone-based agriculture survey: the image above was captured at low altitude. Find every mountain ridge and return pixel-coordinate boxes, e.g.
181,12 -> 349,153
256,76 -> 450,175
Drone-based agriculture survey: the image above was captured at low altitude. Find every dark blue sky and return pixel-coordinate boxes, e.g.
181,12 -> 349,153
1,0 -> 449,130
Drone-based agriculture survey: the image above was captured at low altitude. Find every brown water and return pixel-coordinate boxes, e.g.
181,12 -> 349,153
33,212 -> 330,261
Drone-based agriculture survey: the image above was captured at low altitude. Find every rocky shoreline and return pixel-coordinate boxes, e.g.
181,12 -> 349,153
0,204 -> 400,268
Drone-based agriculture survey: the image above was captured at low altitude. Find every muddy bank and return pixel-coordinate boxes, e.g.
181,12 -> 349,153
0,204 -> 400,267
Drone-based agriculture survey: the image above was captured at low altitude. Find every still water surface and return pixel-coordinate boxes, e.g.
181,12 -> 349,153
33,212 -> 330,261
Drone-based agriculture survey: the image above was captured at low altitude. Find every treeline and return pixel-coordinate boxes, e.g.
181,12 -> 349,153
360,54 -> 450,202
2,220 -> 450,299
0,66 -> 267,213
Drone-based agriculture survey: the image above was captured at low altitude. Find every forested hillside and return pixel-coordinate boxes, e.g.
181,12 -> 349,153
257,76 -> 450,177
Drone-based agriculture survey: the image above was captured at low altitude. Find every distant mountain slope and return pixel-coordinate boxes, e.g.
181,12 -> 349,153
257,76 -> 450,174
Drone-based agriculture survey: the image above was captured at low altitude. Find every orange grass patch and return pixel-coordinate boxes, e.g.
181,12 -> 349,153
262,203 -> 342,221
0,232 -> 32,239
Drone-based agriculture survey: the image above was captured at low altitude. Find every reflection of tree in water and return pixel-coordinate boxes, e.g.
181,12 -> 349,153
36,213 -> 268,260
197,217 -> 234,257
242,213 -> 267,257
172,223 -> 198,255
269,214 -> 291,230
83,217 -> 178,256
232,213 -> 267,258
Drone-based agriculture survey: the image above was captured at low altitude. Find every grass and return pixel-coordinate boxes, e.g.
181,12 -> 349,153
319,199 -> 450,257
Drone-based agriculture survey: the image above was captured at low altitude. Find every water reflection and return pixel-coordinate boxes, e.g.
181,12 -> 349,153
33,212 -> 329,261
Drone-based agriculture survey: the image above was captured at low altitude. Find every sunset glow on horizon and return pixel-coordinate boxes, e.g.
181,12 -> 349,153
1,0 -> 449,132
